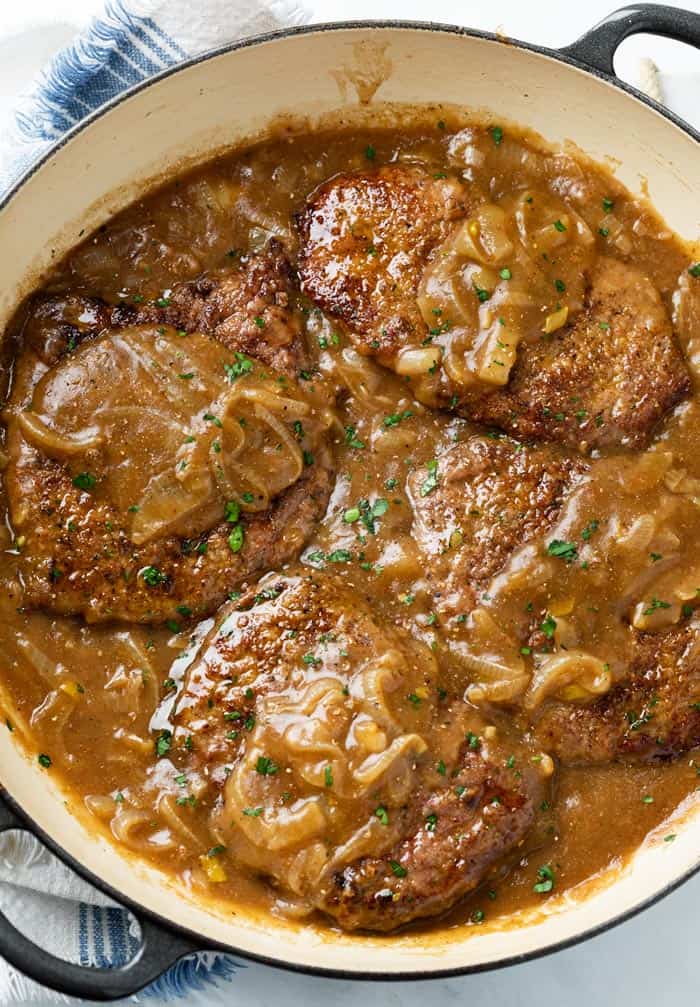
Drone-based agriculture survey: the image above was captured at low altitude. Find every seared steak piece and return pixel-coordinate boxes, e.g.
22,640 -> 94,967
6,444 -> 332,625
318,738 -> 542,932
168,571 -> 546,930
172,570 -> 435,782
4,243 -> 333,624
22,240 -> 308,376
297,165 -> 469,359
407,435 -> 586,619
299,163 -> 689,452
534,624 -> 700,764
466,258 -> 690,451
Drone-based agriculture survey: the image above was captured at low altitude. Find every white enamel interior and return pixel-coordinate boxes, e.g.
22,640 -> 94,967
1,23 -> 699,977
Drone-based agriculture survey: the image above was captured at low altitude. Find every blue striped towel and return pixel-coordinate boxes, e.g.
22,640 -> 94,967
0,4 -> 308,1001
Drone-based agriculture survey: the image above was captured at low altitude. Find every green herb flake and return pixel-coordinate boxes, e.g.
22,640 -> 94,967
225,500 -> 241,524
72,471 -> 96,491
155,730 -> 172,758
141,566 -> 166,587
228,525 -> 244,554
533,863 -> 555,894
547,539 -> 578,562
643,597 -> 671,616
541,614 -> 557,639
420,459 -> 439,497
255,756 -> 278,776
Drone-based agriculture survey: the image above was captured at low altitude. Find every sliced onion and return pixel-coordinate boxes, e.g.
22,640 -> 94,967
525,651 -> 612,709
18,412 -> 103,457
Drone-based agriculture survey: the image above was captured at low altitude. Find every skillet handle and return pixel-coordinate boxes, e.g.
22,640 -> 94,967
0,793 -> 202,1002
560,3 -> 700,76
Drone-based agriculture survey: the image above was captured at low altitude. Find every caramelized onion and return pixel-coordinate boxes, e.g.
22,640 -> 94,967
525,651 -> 612,709
18,412 -> 103,457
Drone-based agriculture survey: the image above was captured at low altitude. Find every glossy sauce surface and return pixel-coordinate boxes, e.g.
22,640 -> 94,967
1,118 -> 700,933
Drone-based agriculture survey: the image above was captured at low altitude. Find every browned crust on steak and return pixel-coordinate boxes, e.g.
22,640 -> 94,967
407,435 -> 586,618
22,240 -> 308,377
463,258 -> 690,451
7,240 -> 332,623
317,741 -> 541,932
8,444 -> 333,624
173,570 -> 433,784
534,625 -> 700,764
297,165 -> 469,359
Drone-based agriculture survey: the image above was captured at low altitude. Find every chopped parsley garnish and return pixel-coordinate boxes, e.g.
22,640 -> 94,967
553,219 -> 567,232
466,731 -> 481,750
324,765 -> 333,788
365,144 -> 376,160
436,759 -> 447,776
473,281 -> 490,303
389,860 -> 407,878
689,263 -> 700,278
533,863 -> 555,894
490,125 -> 503,145
72,471 -> 96,491
155,730 -> 172,758
375,806 -> 389,826
541,614 -> 557,639
243,807 -> 263,817
420,459 -> 439,497
547,539 -> 578,563
255,756 -> 278,776
38,753 -> 52,768
425,813 -> 438,832
141,566 -> 166,587
554,278 -> 566,293
225,500 -> 241,523
499,267 -> 512,280
224,353 -> 254,382
228,525 -> 244,554
344,425 -> 365,450
643,597 -> 671,616
383,410 -> 413,427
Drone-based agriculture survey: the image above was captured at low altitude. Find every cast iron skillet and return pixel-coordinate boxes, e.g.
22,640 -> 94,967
0,4 -> 699,999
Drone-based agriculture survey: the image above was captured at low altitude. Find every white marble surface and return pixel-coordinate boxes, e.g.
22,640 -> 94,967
0,1 -> 699,1004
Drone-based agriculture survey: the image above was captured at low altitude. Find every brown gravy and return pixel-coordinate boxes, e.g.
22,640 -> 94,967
1,116 -> 699,934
